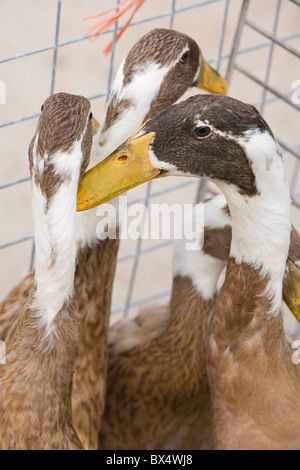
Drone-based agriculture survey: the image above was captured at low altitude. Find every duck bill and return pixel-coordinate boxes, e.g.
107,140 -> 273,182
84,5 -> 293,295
196,55 -> 228,95
77,129 -> 160,211
283,260 -> 300,323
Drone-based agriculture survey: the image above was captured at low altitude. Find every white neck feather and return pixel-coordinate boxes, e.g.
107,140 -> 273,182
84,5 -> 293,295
172,195 -> 230,300
91,58 -> 178,169
31,142 -> 83,332
173,247 -> 226,301
217,130 -> 291,314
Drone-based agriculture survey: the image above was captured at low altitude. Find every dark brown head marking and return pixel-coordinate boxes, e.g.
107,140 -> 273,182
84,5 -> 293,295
125,29 -> 199,71
102,29 -> 201,133
143,94 -> 275,196
29,93 -> 92,208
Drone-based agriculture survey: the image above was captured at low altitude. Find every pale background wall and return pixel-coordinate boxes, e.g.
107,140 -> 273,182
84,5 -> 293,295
0,0 -> 299,330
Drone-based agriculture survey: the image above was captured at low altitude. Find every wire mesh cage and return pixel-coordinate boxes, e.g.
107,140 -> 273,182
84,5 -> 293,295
0,0 -> 299,324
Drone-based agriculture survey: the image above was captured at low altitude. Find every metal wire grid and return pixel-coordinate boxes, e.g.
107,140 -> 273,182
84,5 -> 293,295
0,0 -> 299,317
227,0 -> 300,197
0,0 -> 227,254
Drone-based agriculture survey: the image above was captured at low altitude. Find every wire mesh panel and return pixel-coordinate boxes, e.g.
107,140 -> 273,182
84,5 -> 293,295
0,0 -> 299,321
227,0 -> 300,205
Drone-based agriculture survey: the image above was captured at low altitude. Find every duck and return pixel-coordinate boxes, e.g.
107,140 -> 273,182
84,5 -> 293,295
0,29 -> 228,449
77,93 -> 300,450
99,194 -> 231,449
0,92 -> 92,450
98,193 -> 300,450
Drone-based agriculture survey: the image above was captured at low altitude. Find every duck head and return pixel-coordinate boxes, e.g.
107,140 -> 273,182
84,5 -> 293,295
117,28 -> 228,119
88,28 -> 228,170
77,94 -> 266,208
103,28 -> 228,123
30,92 -> 93,207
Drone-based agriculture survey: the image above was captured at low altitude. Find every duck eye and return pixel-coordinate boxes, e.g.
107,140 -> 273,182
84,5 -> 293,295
41,104 -> 44,112
89,112 -> 93,121
181,50 -> 189,62
195,126 -> 211,139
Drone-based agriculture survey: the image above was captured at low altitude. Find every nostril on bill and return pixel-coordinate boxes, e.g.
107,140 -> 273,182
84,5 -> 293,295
116,155 -> 129,163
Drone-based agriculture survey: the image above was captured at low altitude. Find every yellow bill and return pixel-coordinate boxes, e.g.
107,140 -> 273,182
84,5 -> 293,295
196,55 -> 228,95
77,127 -> 159,211
283,260 -> 300,323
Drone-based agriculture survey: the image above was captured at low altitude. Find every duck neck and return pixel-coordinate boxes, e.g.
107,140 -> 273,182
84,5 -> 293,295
74,233 -> 120,342
211,135 -> 291,342
169,275 -> 215,335
205,139 -> 295,450
157,243 -> 226,390
206,188 -> 295,451
32,146 -> 83,334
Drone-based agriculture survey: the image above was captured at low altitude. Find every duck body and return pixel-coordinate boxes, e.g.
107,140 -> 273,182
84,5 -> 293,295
82,93 -> 300,450
0,93 -> 92,449
0,273 -> 34,341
